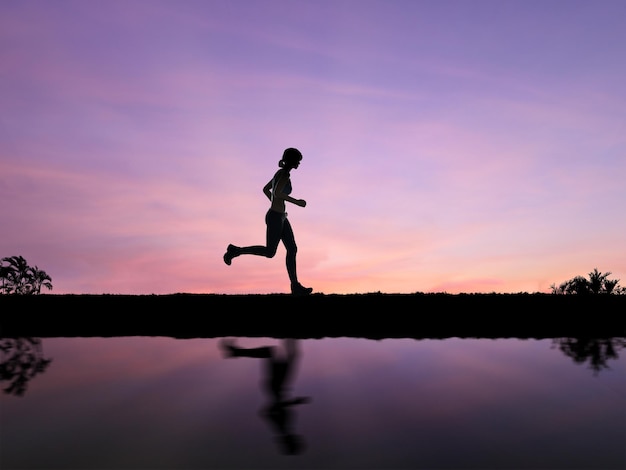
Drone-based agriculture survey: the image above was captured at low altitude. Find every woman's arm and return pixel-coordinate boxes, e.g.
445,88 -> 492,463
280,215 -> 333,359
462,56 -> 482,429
273,172 -> 306,207
263,180 -> 273,201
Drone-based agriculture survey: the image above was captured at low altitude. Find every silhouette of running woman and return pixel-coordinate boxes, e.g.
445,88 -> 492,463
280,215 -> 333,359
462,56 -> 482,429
219,338 -> 311,455
223,147 -> 313,296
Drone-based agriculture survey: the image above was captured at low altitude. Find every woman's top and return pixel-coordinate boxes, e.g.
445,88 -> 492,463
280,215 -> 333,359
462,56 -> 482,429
272,170 -> 292,195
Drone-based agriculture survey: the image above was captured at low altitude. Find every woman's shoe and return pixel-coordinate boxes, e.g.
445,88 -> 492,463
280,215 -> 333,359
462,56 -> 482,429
223,244 -> 238,265
291,282 -> 313,296
219,338 -> 238,357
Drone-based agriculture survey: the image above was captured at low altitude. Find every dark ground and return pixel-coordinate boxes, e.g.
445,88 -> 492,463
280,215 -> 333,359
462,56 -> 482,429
1,293 -> 624,339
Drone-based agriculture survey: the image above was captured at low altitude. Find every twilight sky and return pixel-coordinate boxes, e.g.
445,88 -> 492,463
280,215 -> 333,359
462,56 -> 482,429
2,0 -> 625,295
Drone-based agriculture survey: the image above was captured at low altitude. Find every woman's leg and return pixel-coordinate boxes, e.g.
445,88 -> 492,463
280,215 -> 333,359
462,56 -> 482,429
281,220 -> 312,294
220,338 -> 274,358
280,218 -> 298,285
224,210 -> 283,263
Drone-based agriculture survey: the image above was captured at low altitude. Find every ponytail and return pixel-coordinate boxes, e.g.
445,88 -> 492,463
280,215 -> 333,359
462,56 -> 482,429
279,147 -> 302,169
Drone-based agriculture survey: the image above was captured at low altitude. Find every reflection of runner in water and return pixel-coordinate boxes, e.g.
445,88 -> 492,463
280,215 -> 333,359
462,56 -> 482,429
219,338 -> 311,454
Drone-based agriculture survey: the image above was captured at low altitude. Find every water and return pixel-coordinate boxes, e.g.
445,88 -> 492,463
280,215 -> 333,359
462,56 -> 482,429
1,336 -> 624,469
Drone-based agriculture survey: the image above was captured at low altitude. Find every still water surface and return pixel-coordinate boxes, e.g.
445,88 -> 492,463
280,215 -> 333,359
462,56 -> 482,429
1,336 -> 624,469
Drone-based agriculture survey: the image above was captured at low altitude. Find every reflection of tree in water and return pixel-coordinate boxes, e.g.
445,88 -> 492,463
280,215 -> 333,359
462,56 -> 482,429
0,338 -> 52,396
551,337 -> 625,375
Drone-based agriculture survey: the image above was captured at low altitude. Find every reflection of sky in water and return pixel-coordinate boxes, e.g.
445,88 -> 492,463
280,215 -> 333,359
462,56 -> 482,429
1,337 -> 624,469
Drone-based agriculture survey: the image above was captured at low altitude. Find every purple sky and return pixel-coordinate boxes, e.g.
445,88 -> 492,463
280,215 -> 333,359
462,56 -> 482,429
2,0 -> 625,294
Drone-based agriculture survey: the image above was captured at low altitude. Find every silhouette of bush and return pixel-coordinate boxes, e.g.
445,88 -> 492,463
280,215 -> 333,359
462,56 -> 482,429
0,255 -> 53,295
550,268 -> 624,295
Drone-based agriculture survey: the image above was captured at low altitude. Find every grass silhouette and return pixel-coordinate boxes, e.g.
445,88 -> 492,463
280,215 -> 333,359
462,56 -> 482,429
1,292 -> 624,339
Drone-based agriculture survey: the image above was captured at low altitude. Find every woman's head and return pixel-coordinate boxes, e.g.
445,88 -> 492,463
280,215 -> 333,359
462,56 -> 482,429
279,148 -> 303,169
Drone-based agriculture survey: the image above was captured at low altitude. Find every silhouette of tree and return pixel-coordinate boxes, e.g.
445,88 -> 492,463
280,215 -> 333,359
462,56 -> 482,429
0,338 -> 53,396
0,255 -> 52,295
551,337 -> 625,376
28,265 -> 53,294
588,268 -> 609,294
603,278 -> 621,295
550,268 -> 623,295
